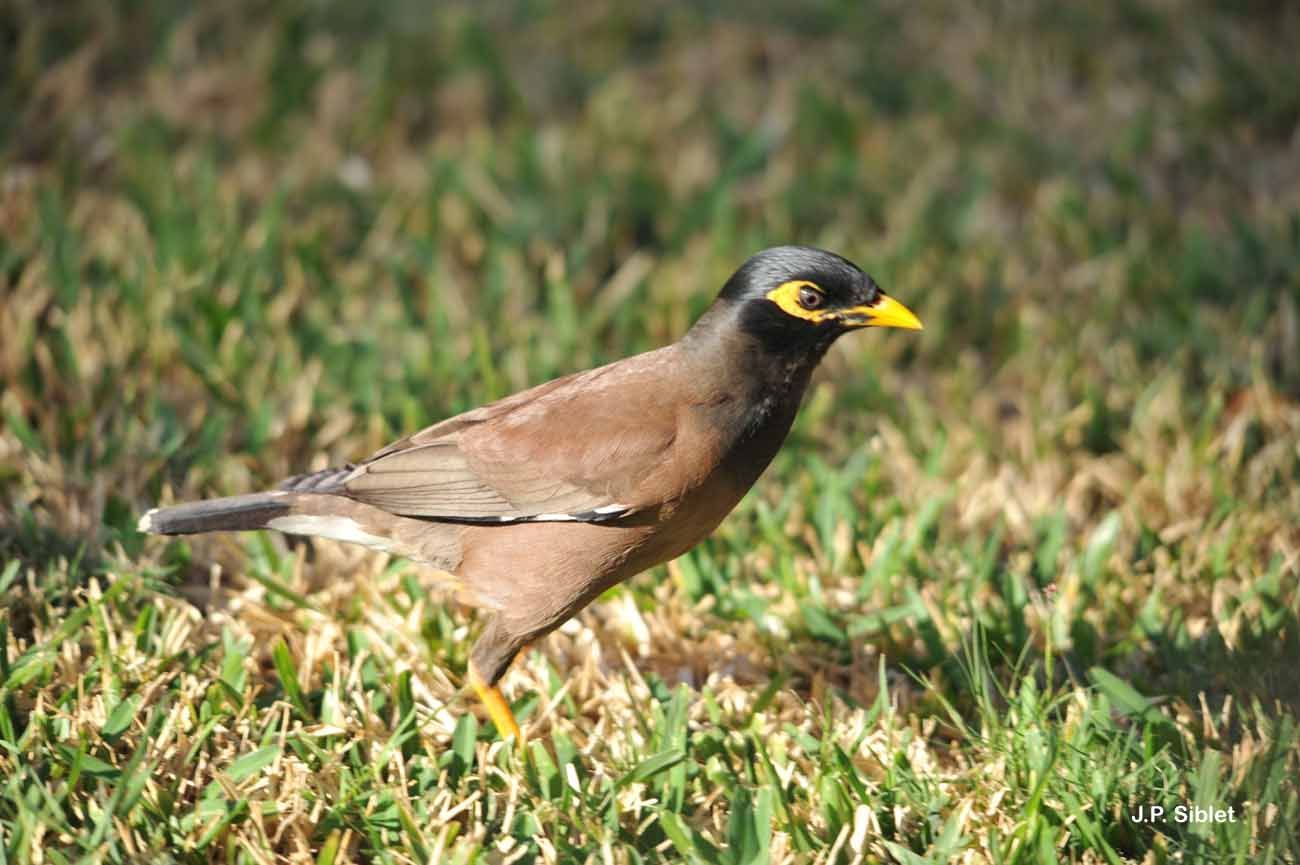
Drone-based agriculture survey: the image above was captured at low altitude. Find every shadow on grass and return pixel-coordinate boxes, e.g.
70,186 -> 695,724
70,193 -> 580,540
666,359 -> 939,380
1148,607 -> 1300,719
0,510 -> 108,647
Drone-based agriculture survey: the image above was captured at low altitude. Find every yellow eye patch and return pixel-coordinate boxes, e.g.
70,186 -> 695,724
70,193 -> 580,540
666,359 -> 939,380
764,280 -> 835,323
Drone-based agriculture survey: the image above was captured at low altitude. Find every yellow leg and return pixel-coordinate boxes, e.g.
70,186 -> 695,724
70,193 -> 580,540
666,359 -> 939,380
468,661 -> 522,743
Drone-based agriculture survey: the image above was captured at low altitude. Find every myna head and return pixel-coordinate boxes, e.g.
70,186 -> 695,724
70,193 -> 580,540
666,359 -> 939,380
697,245 -> 922,363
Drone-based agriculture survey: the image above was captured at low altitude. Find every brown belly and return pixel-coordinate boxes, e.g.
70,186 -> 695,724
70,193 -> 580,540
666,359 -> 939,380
455,471 -> 748,641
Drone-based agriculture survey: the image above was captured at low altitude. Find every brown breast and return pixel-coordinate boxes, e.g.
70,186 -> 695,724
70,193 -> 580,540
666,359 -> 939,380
453,366 -> 808,643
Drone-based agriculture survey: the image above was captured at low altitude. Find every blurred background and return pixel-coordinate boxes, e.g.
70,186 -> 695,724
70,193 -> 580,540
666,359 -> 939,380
1,1 -> 1298,861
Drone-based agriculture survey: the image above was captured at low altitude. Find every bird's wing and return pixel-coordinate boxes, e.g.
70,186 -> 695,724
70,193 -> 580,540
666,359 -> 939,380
340,351 -> 682,523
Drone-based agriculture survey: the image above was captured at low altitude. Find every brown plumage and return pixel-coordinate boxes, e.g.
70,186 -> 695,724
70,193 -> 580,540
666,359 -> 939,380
139,245 -> 922,739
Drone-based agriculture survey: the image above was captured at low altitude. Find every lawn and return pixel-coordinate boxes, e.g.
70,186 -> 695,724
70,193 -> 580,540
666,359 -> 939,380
2,1 -> 1298,862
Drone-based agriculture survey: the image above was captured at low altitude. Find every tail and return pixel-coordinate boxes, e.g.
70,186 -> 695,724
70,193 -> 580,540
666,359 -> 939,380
139,465 -> 354,536
137,480 -> 464,572
137,493 -> 292,535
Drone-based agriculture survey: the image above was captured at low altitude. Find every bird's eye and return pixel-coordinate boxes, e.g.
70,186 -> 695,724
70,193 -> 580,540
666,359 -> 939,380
797,286 -> 824,310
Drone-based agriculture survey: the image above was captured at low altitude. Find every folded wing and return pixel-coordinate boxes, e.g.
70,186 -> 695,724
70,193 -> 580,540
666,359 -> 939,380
341,352 -> 681,523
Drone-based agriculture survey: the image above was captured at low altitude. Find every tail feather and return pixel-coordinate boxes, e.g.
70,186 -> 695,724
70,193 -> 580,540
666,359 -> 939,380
137,493 -> 292,535
137,488 -> 464,573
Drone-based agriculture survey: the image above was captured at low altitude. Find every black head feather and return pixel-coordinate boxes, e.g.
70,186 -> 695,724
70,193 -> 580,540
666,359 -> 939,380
696,246 -> 883,360
717,245 -> 880,308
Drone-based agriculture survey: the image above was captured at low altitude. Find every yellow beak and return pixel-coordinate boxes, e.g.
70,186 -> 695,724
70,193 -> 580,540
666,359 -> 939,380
841,294 -> 924,330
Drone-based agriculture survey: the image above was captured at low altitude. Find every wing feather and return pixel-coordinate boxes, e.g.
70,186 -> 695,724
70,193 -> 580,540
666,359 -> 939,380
340,349 -> 682,523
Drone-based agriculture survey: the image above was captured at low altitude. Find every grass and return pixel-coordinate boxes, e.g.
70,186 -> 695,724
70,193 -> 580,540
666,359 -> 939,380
2,0 -> 1299,861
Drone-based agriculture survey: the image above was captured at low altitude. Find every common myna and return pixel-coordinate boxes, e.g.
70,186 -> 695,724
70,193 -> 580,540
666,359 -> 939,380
139,245 -> 922,740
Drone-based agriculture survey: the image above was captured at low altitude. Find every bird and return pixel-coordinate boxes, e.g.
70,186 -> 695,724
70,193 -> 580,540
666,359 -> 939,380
138,245 -> 922,741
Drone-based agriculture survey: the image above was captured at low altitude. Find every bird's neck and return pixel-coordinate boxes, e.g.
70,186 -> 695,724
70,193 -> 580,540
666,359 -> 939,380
679,301 -> 829,480
681,300 -> 833,402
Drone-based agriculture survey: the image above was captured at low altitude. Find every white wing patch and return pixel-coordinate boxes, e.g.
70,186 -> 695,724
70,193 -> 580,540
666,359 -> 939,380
500,503 -> 633,524
469,504 -> 634,524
